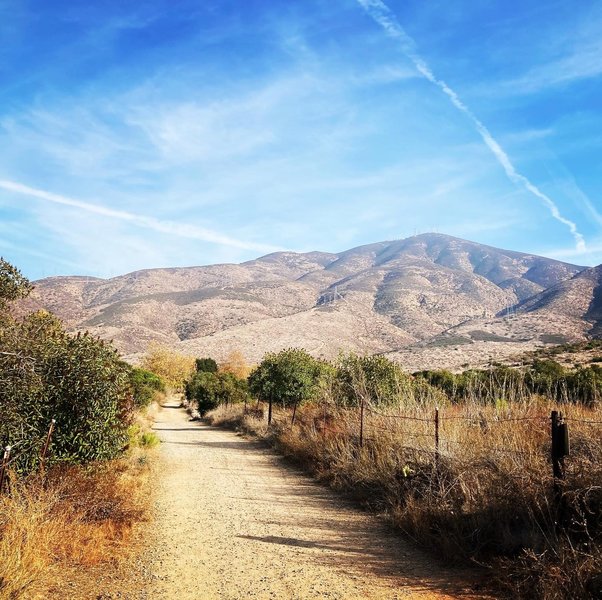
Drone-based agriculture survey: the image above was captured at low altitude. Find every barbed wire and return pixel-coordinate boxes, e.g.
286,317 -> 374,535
564,418 -> 602,425
366,424 -> 434,439
441,438 -> 537,457
365,407 -> 432,422
365,406 -> 551,424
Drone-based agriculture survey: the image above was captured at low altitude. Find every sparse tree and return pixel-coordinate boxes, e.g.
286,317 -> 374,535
142,343 -> 195,390
219,350 -> 251,379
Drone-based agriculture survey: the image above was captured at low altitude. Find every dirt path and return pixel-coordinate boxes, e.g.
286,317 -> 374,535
146,400 -> 491,600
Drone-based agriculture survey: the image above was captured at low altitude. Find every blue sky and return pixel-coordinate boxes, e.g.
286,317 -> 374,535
1,0 -> 601,280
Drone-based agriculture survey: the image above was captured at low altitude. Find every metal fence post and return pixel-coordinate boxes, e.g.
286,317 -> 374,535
434,407 -> 440,466
359,396 -> 365,448
0,446 -> 12,493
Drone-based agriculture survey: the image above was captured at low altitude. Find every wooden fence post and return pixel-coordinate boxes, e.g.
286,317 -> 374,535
551,411 -> 570,482
40,419 -> 56,471
268,397 -> 273,425
434,407 -> 440,465
551,410 -> 570,526
0,446 -> 12,494
291,401 -> 298,426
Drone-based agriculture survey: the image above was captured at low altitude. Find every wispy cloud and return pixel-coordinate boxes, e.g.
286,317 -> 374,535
356,0 -> 587,253
0,237 -> 82,271
0,179 -> 280,253
539,240 -> 602,266
509,43 -> 602,93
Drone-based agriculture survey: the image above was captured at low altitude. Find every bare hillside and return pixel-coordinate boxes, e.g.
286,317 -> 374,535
20,234 -> 590,368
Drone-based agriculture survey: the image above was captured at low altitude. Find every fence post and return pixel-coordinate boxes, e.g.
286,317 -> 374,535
359,396 -> 365,448
0,446 -> 12,494
291,401 -> 298,426
268,397 -> 273,425
434,407 -> 440,465
551,410 -> 570,524
40,419 -> 56,471
551,411 -> 570,481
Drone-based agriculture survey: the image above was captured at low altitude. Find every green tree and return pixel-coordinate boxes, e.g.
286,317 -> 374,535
248,348 -> 328,423
185,370 -> 249,415
185,371 -> 221,415
0,257 -> 33,311
195,357 -> 218,373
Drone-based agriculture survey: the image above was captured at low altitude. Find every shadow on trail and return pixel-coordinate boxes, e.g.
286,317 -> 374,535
159,410 -> 491,598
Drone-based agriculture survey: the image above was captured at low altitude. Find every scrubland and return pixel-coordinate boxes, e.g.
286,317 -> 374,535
208,398 -> 601,599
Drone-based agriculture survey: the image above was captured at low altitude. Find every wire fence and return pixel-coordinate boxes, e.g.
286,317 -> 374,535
245,398 -> 600,491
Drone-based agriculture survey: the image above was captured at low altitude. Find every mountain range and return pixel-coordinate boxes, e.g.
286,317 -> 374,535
20,233 -> 601,371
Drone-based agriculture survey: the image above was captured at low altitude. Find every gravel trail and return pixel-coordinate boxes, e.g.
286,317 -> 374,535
147,400 -> 490,600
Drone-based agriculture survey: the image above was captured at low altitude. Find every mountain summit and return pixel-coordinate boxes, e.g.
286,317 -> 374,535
22,234 -> 592,369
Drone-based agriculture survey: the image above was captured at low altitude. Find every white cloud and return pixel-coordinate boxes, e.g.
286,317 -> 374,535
356,0 -> 587,253
539,241 -> 602,267
502,41 -> 602,94
0,179 -> 280,253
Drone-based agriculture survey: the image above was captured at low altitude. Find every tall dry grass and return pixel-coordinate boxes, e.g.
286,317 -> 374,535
208,399 -> 602,599
0,434 -> 154,599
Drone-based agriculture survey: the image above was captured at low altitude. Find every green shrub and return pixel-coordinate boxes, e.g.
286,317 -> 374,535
140,432 -> 160,448
0,259 -> 134,471
334,352 -> 411,406
185,369 -> 249,415
195,357 -> 218,373
128,367 -> 166,407
248,348 -> 329,408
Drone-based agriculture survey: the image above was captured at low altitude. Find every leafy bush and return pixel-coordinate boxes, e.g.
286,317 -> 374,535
185,371 -> 221,415
128,367 -> 165,408
185,369 -> 249,416
334,353 -> 412,406
416,360 -> 602,407
248,348 -> 329,408
195,357 -> 218,373
0,259 -> 134,471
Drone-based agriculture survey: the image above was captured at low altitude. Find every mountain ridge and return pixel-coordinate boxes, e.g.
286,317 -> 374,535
19,233 -> 595,369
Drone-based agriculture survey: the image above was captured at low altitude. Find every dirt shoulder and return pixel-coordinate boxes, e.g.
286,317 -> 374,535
141,400 -> 491,600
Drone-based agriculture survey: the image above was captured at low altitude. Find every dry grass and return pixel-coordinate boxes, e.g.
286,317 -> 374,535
208,400 -> 602,599
0,429 -> 155,599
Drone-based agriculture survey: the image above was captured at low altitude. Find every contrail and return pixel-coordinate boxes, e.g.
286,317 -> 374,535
0,179 -> 281,254
356,0 -> 586,252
